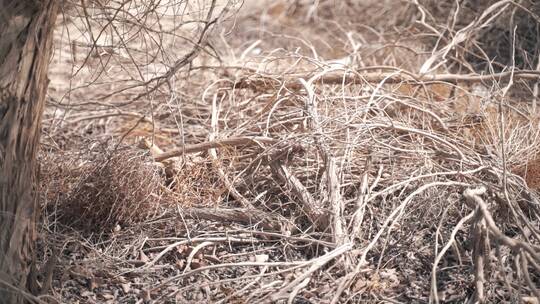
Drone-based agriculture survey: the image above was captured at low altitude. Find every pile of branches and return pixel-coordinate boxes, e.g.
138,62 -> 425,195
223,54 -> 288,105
400,0 -> 540,72
38,0 -> 540,303
162,56 -> 539,301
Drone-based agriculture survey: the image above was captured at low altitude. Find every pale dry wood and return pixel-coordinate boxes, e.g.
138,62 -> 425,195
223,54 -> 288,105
463,187 -> 540,300
325,157 -> 348,245
463,187 -> 540,260
420,0 -> 514,74
473,217 -> 487,304
154,136 -> 278,161
301,76 -> 349,245
185,207 -> 283,231
209,92 -> 253,208
267,243 -> 353,303
430,210 -> 475,304
233,69 -> 540,92
270,160 -> 328,226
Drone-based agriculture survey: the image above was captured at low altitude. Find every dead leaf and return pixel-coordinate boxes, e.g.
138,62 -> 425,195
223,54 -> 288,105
88,278 -> 99,290
176,259 -> 185,269
523,297 -> 539,304
141,289 -> 151,301
113,224 -> 121,232
139,250 -> 149,263
81,291 -> 94,298
255,254 -> 269,263
120,282 -> 131,293
191,259 -> 203,269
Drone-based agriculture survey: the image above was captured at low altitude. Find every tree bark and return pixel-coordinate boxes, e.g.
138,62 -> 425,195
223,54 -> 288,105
0,1 -> 59,302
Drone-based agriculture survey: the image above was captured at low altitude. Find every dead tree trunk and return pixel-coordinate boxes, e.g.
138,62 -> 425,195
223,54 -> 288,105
0,1 -> 59,302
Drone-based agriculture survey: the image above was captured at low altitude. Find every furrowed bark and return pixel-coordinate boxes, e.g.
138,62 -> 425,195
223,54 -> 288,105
0,1 -> 59,302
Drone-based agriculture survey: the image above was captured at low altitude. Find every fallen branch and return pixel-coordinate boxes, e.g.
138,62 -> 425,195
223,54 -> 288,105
463,187 -> 540,260
430,210 -> 475,304
267,243 -> 353,302
208,93 -> 253,208
232,69 -> 540,92
270,159 -> 328,227
463,187 -> 540,300
154,136 -> 279,162
185,207 -> 283,231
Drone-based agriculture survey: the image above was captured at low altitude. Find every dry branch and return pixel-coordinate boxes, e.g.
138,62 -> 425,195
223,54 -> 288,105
324,157 -> 348,246
209,92 -> 254,208
300,72 -> 349,246
154,136 -> 278,162
270,160 -> 328,227
463,187 -> 540,260
185,207 -> 283,231
233,69 -> 540,92
267,243 -> 353,303
39,0 -> 540,302
464,187 -> 540,300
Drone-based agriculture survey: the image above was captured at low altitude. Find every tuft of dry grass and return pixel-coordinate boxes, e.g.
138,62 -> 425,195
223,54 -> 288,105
162,155 -> 226,208
40,142 -> 164,233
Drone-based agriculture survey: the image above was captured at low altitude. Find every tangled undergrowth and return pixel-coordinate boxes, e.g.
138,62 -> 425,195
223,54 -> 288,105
36,0 -> 540,303
40,142 -> 164,233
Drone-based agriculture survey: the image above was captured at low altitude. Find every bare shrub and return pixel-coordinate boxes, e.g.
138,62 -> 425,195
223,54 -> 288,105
401,0 -> 540,71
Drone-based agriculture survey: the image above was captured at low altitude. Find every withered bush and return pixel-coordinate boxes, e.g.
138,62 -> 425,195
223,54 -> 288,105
40,142 -> 164,233
402,0 -> 540,70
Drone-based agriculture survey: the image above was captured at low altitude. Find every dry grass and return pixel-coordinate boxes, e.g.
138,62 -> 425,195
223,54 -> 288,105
35,0 -> 540,303
40,142 -> 164,233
